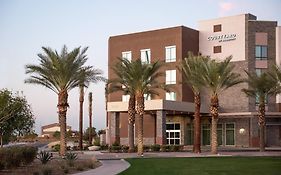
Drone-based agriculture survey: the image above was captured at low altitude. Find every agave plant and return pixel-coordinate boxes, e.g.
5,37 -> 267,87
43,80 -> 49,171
63,152 -> 78,167
37,151 -> 53,164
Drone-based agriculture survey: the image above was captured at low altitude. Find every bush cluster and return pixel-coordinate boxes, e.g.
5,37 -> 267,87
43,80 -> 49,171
107,144 -> 183,153
0,146 -> 38,170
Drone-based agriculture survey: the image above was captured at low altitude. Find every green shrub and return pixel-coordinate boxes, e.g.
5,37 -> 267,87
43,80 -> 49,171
5,147 -> 23,168
160,145 -> 171,152
171,145 -> 183,152
143,145 -> 150,152
121,145 -> 129,152
63,152 -> 78,167
63,168 -> 69,174
22,146 -> 38,165
94,139 -> 100,146
52,144 -> 60,152
150,144 -> 160,152
100,144 -> 108,150
37,151 -> 53,164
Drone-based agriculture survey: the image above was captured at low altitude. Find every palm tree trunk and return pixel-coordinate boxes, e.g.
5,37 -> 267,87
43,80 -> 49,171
0,132 -> 3,148
258,100 -> 266,152
79,86 -> 84,150
210,94 -> 219,154
89,92 -> 93,145
58,90 -> 69,156
193,93 -> 201,153
128,95 -> 135,152
136,93 -> 144,156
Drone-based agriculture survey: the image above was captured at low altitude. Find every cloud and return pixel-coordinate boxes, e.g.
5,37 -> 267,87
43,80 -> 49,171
219,1 -> 236,16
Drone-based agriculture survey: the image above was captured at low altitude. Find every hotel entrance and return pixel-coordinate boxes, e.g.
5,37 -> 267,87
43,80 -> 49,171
166,123 -> 181,145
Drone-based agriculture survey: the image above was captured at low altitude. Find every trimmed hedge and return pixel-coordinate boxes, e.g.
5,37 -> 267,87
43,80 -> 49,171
0,146 -> 38,170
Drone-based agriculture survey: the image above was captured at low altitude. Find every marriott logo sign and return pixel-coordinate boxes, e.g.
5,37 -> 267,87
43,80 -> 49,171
207,34 -> 237,42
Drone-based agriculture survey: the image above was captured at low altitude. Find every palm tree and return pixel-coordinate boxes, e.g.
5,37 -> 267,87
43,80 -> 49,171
109,58 -> 164,155
78,56 -> 104,150
88,92 -> 93,144
108,58 -> 136,152
79,85 -> 84,150
203,56 -> 242,154
179,52 -> 208,153
25,45 -> 104,155
242,71 -> 280,151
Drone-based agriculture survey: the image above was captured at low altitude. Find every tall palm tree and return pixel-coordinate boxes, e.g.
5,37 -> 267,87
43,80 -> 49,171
179,52 -> 208,153
25,45 -> 104,155
79,85 -> 84,150
78,54 -> 104,150
108,58 -> 136,152
242,71 -> 280,151
203,56 -> 242,154
109,58 -> 164,155
88,92 -> 93,144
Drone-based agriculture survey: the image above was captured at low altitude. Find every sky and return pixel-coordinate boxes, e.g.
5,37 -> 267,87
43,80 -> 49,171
0,0 -> 281,134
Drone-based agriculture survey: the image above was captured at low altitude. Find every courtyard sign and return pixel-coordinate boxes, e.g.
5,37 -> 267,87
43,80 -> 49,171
207,34 -> 237,42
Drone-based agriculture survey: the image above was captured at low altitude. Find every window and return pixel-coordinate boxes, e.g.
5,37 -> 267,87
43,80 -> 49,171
186,124 -> 194,145
166,70 -> 176,84
255,68 -> 266,77
217,124 -> 223,146
225,123 -> 235,145
166,92 -> 176,101
144,94 -> 151,101
141,49 -> 151,64
202,124 -> 210,145
213,24 -> 222,32
122,51 -> 132,62
166,123 -> 180,145
165,46 -> 176,62
255,46 -> 267,60
213,46 -> 221,53
122,95 -> 130,102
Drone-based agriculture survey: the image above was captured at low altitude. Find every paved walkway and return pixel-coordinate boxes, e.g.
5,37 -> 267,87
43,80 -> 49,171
74,149 -> 281,175
73,159 -> 130,175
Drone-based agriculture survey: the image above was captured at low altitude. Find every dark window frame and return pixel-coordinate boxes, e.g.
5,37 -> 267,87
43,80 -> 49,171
214,46 -> 222,53
213,24 -> 222,32
255,45 -> 268,60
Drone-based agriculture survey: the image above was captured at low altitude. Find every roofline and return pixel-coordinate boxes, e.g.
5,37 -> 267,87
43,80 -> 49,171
109,25 -> 198,39
198,13 -> 254,22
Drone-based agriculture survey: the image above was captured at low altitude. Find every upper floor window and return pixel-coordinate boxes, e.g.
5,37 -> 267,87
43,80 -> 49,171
165,46 -> 176,62
144,94 -> 151,101
166,70 -> 176,84
255,68 -> 266,77
166,92 -> 176,101
213,24 -> 222,32
141,49 -> 151,64
213,46 -> 221,53
255,45 -> 267,60
122,51 -> 132,62
122,94 -> 130,102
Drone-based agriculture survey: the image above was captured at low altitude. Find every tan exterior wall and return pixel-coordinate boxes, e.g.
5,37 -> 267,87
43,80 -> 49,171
199,14 -> 246,62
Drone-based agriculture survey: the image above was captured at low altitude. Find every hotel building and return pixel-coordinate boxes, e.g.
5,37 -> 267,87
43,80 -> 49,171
106,14 -> 281,148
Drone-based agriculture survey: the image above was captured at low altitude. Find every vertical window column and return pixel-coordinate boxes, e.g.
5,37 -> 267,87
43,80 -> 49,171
166,70 -> 176,84
122,51 -> 132,62
165,45 -> 176,62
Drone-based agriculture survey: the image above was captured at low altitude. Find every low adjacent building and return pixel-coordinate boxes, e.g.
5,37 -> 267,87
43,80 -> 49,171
41,123 -> 72,138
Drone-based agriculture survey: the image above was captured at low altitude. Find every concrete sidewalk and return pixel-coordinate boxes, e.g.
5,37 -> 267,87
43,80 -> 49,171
73,159 -> 130,175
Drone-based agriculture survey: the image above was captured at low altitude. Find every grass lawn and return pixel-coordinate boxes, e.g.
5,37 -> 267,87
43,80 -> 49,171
119,157 -> 281,175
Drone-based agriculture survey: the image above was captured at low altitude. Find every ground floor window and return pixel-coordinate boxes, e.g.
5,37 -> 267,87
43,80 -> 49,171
202,124 -> 211,145
225,123 -> 235,145
166,123 -> 180,145
186,123 -> 223,146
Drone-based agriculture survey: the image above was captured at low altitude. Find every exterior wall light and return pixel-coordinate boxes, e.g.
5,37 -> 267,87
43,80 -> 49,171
239,128 -> 245,134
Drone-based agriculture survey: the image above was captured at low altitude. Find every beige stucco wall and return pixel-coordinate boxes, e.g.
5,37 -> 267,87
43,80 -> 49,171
198,14 -> 246,62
